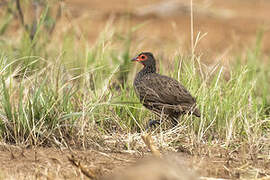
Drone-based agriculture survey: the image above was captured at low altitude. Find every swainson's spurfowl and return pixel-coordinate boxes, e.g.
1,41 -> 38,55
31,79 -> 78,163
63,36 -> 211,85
132,52 -> 200,127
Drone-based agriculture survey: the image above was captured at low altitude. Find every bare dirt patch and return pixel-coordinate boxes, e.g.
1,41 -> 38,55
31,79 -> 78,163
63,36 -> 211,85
1,140 -> 269,179
0,145 -> 138,179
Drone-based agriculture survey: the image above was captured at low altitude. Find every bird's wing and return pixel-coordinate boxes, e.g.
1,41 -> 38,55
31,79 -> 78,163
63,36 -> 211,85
135,74 -> 196,105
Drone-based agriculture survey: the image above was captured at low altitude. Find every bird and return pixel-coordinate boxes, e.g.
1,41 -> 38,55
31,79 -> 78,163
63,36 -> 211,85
131,52 -> 200,127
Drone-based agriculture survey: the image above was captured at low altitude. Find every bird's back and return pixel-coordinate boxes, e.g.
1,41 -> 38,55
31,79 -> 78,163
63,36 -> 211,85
134,73 -> 200,117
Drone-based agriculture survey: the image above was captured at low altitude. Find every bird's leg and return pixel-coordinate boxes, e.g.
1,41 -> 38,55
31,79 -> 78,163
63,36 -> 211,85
146,119 -> 160,130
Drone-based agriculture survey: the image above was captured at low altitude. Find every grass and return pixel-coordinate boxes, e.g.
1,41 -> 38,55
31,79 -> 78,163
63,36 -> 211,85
0,1 -> 269,159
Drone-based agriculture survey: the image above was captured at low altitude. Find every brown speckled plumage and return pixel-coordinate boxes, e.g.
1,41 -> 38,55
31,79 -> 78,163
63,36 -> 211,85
132,52 -> 200,125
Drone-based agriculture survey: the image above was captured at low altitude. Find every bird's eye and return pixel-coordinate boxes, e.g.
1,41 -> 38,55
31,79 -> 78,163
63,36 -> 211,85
141,55 -> 146,59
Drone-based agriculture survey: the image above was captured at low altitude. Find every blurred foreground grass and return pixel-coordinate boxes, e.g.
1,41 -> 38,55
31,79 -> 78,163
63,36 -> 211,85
0,1 -> 269,155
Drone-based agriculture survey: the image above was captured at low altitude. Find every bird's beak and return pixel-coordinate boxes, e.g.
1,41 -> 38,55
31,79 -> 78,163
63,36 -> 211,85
131,56 -> 139,62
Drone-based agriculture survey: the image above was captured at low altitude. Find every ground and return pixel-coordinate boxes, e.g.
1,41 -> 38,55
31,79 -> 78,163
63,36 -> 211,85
1,0 -> 270,179
0,145 -> 137,179
1,141 -> 269,179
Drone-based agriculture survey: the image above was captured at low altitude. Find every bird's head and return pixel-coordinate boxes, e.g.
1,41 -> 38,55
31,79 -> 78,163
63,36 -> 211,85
131,52 -> 156,67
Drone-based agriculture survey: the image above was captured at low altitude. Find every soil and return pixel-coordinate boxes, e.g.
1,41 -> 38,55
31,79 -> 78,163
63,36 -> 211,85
0,145 -> 138,179
0,142 -> 269,179
0,145 -> 230,179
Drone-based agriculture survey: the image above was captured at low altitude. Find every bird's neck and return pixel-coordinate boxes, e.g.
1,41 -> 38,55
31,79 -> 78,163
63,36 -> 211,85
134,64 -> 156,86
138,65 -> 156,76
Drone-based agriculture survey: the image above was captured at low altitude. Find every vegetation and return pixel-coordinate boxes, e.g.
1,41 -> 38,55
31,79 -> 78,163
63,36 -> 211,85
0,0 -> 269,159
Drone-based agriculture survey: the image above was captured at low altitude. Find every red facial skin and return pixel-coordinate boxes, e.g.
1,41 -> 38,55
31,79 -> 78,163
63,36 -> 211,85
133,54 -> 148,67
132,54 -> 149,66
136,54 -> 148,61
